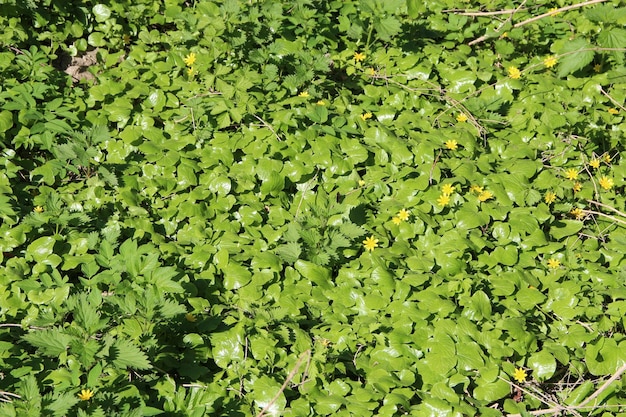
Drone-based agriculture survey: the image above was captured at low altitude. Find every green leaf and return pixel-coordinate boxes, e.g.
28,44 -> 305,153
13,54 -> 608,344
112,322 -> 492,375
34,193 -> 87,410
110,339 -> 151,370
557,38 -> 595,77
223,262 -> 252,290
92,4 -> 111,22
22,328 -> 73,356
528,351 -> 556,381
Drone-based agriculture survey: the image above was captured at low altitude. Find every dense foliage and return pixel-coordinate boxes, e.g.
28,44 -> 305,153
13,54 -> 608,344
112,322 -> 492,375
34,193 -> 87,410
1,0 -> 626,415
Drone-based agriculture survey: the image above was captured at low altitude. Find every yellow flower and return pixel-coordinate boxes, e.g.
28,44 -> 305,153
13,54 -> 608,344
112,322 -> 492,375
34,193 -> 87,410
547,258 -> 561,269
599,176 -> 614,190
500,32 -> 509,39
187,67 -> 195,77
366,68 -> 376,76
508,66 -> 521,79
513,368 -> 527,383
316,100 -> 325,106
543,56 -> 557,68
444,139 -> 458,150
360,112 -> 372,121
391,216 -> 402,226
470,185 -> 484,194
564,168 -> 578,181
570,207 -> 585,220
573,182 -> 582,193
185,313 -> 197,322
437,194 -> 451,207
78,389 -> 94,401
358,179 -> 366,187
456,113 -> 468,123
477,190 -> 493,202
362,235 -> 379,251
298,91 -> 309,98
442,183 -> 455,196
544,191 -> 557,204
593,64 -> 602,73
548,7 -> 560,16
608,108 -> 619,115
589,158 -> 600,169
34,206 -> 44,213
354,52 -> 366,62
603,154 -> 612,164
183,53 -> 196,67
397,208 -> 410,221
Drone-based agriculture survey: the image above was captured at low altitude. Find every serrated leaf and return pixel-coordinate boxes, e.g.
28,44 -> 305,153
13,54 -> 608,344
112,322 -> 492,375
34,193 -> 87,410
109,339 -> 151,370
275,241 -> 302,264
22,328 -> 73,356
557,38 -> 595,77
338,222 -> 365,239
375,16 -> 401,41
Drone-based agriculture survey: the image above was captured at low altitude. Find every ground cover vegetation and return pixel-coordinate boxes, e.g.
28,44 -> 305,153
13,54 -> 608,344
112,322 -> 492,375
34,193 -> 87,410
1,0 -> 626,415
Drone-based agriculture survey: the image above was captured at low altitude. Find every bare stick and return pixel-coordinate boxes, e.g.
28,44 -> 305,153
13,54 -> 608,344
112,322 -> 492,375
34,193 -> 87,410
582,209 -> 626,227
445,9 -> 521,16
256,350 -> 311,417
469,0 -> 527,46
598,87 -> 626,113
587,200 -> 626,218
507,363 -> 626,416
513,0 -> 609,28
252,114 -> 282,141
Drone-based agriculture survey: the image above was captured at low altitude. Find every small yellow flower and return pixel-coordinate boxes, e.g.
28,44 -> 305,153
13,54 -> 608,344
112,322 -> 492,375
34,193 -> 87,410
544,191 -> 557,204
444,139 -> 458,150
477,190 -> 493,202
185,313 -> 197,322
508,66 -> 521,79
298,91 -> 309,98
34,206 -> 44,213
187,67 -> 195,77
354,52 -> 366,62
366,68 -> 377,76
589,158 -> 600,169
548,7 -> 560,16
573,182 -> 582,193
543,56 -> 557,68
603,154 -> 612,164
570,207 -> 585,220
78,389 -> 94,401
547,258 -> 561,269
593,64 -> 602,73
500,32 -> 509,39
456,113 -> 468,123
564,168 -> 579,181
442,183 -> 455,196
437,194 -> 451,207
391,216 -> 402,226
363,235 -> 379,251
316,100 -> 325,105
608,108 -> 619,115
358,179 -> 366,187
599,176 -> 614,190
470,185 -> 484,194
183,53 -> 196,67
397,208 -> 410,221
360,112 -> 372,121
319,338 -> 331,347
513,367 -> 528,383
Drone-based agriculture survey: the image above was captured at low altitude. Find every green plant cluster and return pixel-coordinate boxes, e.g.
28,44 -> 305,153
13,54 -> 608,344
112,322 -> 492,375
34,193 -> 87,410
1,0 -> 626,416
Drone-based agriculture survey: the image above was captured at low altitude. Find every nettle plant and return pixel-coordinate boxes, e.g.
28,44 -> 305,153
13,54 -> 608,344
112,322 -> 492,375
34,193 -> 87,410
1,0 -> 626,416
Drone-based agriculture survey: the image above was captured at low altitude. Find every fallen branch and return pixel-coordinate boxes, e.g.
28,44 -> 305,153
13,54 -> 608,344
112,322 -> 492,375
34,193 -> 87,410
256,350 -> 311,417
506,363 -> 626,416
